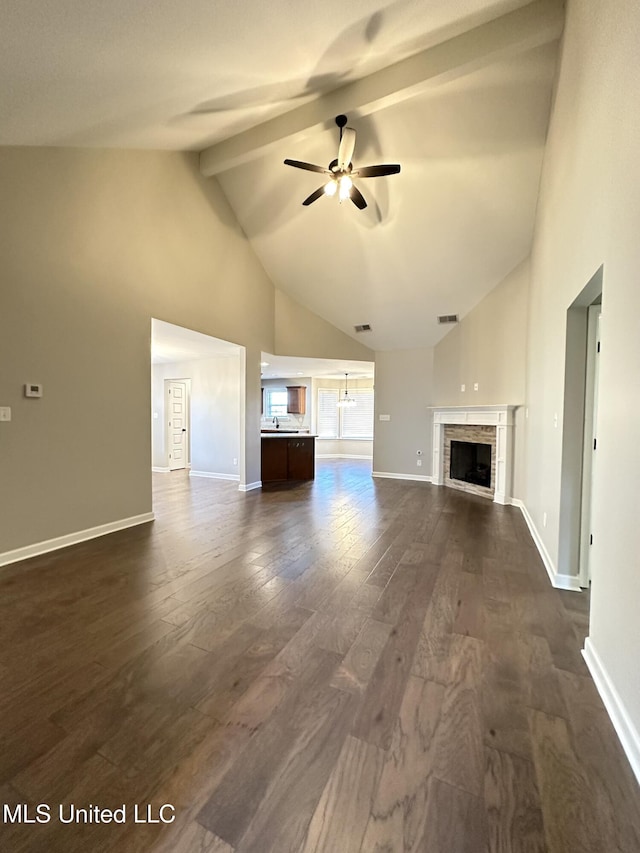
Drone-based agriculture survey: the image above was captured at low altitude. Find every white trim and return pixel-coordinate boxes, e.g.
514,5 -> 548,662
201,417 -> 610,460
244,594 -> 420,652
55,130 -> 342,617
316,454 -> 373,460
152,466 -> 170,473
430,405 -> 519,503
189,471 -> 240,482
583,638 -> 640,788
372,471 -> 433,483
512,499 -> 582,591
239,481 -> 262,492
315,437 -> 373,442
0,512 -> 155,568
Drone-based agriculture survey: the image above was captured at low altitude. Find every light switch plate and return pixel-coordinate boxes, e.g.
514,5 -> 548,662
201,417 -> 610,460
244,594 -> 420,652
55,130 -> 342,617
0,407 -> 11,422
379,414 -> 391,421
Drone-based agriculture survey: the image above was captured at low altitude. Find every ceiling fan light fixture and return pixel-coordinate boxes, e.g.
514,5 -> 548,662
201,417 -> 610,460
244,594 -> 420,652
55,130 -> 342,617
284,115 -> 400,211
338,175 -> 353,201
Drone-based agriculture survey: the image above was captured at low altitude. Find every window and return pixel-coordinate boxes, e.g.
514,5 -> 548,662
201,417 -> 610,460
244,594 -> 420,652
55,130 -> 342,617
317,387 -> 374,439
317,388 -> 339,437
341,389 -> 374,438
265,389 -> 289,418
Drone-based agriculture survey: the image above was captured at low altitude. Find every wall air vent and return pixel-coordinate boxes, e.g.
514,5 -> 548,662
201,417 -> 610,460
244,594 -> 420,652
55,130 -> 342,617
354,324 -> 372,333
437,314 -> 459,324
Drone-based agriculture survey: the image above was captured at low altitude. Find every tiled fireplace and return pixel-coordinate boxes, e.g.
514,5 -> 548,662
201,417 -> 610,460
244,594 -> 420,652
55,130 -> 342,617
430,406 -> 519,504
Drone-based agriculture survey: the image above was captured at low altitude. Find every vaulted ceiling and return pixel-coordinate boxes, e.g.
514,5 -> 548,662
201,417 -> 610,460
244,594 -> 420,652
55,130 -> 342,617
1,0 -> 563,351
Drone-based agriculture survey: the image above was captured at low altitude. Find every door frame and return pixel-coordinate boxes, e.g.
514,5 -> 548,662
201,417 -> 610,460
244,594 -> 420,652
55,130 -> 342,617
578,306 -> 601,588
165,378 -> 191,471
558,266 -> 603,587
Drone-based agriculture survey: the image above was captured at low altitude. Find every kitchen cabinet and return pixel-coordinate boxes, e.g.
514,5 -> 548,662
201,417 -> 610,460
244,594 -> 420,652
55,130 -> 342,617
261,435 -> 315,483
286,437 -> 314,480
286,385 -> 306,415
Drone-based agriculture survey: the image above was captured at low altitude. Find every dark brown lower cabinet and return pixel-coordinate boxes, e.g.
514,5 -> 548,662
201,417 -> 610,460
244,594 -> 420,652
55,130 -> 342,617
286,438 -> 314,480
261,436 -> 315,483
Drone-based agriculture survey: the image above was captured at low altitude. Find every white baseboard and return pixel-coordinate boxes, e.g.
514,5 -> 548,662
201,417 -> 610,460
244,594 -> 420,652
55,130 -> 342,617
0,512 -> 155,568
239,481 -> 262,492
189,471 -> 240,482
152,466 -> 170,473
511,499 -> 582,592
316,454 -> 373,460
583,638 -> 640,787
372,471 -> 433,483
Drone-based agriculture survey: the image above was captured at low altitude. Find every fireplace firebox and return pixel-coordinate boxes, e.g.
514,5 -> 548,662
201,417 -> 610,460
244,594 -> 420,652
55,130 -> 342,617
450,440 -> 492,488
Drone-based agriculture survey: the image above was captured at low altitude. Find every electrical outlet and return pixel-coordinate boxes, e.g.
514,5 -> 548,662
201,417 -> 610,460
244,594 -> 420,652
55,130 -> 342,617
473,383 -> 479,391
0,407 -> 11,422
553,413 -> 558,428
460,384 -> 466,392
417,459 -> 422,467
233,457 -> 238,466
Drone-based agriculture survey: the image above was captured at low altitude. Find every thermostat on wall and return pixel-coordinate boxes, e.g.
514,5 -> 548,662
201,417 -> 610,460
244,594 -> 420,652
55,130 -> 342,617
24,383 -> 43,398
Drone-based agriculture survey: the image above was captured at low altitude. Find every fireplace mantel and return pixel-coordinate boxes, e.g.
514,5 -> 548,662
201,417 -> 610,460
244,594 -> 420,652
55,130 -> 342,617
429,405 -> 520,504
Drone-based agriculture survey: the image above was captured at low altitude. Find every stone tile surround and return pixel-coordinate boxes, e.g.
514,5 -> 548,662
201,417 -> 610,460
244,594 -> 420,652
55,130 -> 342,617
430,405 -> 519,505
443,424 -> 496,499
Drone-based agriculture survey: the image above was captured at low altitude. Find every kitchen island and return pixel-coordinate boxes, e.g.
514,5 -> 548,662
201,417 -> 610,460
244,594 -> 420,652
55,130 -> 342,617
261,433 -> 316,483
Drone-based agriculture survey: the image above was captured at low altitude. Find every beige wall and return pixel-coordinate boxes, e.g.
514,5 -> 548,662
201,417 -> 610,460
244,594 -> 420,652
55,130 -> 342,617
372,348 -> 434,478
434,259 -> 529,407
524,0 -> 640,756
275,289 -> 374,362
0,148 -> 274,553
0,148 -> 364,555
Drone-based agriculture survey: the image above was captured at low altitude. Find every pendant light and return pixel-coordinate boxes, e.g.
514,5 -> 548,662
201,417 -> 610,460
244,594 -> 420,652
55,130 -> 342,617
337,373 -> 356,407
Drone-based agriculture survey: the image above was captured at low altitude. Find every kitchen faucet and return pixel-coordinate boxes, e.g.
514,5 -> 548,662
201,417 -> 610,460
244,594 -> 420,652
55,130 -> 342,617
272,416 -> 280,428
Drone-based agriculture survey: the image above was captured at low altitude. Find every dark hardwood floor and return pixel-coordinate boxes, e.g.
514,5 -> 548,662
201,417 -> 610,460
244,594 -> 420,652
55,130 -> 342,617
1,460 -> 638,852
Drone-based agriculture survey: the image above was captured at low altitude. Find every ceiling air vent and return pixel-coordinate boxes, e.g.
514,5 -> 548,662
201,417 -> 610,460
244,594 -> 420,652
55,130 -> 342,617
354,324 -> 372,333
437,314 -> 459,325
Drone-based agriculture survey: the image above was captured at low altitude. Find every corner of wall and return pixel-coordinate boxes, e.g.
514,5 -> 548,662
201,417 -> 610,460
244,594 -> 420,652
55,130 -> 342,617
274,289 -> 374,361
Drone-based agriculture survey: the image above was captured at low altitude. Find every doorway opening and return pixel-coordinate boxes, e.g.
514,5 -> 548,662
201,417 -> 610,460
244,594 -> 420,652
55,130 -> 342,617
150,318 -> 243,486
558,266 -> 603,588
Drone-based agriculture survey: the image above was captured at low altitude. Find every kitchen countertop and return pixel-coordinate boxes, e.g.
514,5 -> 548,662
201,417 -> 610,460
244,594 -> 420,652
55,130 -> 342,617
261,432 -> 317,439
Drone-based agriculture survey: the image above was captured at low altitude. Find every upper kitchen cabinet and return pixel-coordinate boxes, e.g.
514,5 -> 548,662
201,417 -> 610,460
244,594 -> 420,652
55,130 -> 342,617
286,386 -> 306,415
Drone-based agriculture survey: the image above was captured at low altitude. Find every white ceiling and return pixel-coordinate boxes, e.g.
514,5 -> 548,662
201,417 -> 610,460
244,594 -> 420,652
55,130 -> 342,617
151,321 -> 372,379
261,353 -> 375,381
151,319 -> 240,364
2,0 -> 562,353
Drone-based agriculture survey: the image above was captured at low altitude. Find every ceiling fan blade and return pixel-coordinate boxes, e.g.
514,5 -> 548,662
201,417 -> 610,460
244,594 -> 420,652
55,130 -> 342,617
349,185 -> 367,210
284,159 -> 329,174
352,164 -> 401,178
337,127 -> 356,171
302,186 -> 327,206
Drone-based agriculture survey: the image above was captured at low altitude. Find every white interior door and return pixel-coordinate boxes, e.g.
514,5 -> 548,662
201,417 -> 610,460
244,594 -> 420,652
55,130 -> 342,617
166,380 -> 189,471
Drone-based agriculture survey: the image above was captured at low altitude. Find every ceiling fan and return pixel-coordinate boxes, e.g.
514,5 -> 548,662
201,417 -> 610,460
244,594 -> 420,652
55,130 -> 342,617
284,115 -> 401,210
